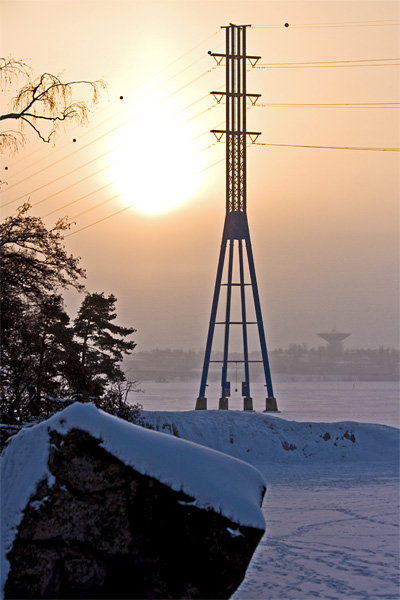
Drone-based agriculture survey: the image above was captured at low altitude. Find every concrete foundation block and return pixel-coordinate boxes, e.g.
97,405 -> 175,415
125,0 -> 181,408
243,397 -> 253,411
264,397 -> 278,412
195,397 -> 207,410
219,398 -> 229,410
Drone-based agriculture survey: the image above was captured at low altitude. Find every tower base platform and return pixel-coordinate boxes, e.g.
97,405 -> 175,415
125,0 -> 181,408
219,397 -> 229,410
243,397 -> 253,411
264,397 -> 278,412
195,397 -> 207,410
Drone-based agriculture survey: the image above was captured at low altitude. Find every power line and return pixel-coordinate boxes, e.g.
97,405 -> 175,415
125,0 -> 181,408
30,105 -> 397,221
252,20 -> 399,29
43,134 -> 221,219
3,112 -> 221,215
65,203 -> 136,237
255,102 -> 400,109
20,116 -> 223,220
64,153 -> 226,236
7,50 -> 392,191
26,95 -> 214,204
3,45 -> 395,194
42,181 -> 116,217
3,29 -> 222,177
62,129 -> 398,237
2,52 -> 221,190
1,149 -> 120,207
33,129 -> 222,220
31,163 -> 117,208
256,62 -> 399,69
69,194 -> 121,220
256,64 -> 399,69
55,137 -> 399,237
188,120 -> 224,143
2,67 -> 217,194
7,133 -> 218,217
257,57 -> 399,66
254,142 -> 399,151
1,77 -> 219,203
3,25 -> 397,233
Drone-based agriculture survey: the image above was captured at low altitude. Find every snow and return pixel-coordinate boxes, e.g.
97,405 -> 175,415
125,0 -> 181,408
0,402 -> 266,599
0,422 -> 56,597
141,410 -> 399,466
2,384 -> 399,600
140,408 -> 399,600
232,469 -> 399,599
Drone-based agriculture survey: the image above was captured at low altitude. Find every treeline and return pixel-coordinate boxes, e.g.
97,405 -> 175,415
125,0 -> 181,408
269,344 -> 399,381
1,205 -> 137,425
127,345 -> 399,382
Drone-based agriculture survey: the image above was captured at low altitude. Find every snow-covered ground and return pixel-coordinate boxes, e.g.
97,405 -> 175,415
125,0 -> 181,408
0,404 -> 266,599
237,467 -> 399,599
2,381 -> 399,599
135,380 -> 399,600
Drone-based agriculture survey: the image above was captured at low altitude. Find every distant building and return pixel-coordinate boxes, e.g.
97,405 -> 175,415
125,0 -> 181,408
317,328 -> 351,355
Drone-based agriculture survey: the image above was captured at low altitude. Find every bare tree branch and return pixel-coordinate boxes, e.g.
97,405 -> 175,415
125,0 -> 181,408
0,58 -> 106,153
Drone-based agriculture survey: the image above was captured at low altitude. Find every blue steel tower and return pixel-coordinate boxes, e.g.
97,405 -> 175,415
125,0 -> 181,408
195,24 -> 278,412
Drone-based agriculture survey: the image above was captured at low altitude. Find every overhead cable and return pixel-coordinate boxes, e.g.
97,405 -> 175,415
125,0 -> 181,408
256,59 -> 399,68
65,155 -> 226,236
254,102 -> 400,109
4,29 -> 222,177
65,204 -> 135,238
31,163 -> 117,208
31,132 -> 223,218
43,181 -> 116,218
2,75 -> 218,198
254,142 -> 399,151
1,149 -> 120,207
252,20 -> 399,29
3,69 -> 216,194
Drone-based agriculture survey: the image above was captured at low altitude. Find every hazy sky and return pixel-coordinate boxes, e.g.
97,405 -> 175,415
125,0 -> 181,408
1,0 -> 399,353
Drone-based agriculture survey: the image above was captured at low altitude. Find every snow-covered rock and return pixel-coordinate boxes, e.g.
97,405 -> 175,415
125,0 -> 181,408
1,403 -> 266,599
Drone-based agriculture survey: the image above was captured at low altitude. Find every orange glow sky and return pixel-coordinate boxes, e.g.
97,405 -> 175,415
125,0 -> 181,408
1,0 -> 399,352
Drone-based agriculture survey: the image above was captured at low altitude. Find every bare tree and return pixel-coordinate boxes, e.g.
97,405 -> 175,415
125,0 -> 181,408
0,57 -> 106,153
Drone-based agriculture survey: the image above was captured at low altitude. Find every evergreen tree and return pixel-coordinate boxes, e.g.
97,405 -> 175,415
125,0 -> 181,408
1,295 -> 75,423
73,293 -> 136,399
0,207 -> 140,424
0,205 -> 85,422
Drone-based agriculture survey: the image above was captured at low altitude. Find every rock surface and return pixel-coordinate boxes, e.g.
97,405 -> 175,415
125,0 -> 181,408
2,406 -> 265,599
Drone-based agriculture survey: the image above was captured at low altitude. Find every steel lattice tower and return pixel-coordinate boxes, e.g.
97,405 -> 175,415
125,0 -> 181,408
195,24 -> 278,412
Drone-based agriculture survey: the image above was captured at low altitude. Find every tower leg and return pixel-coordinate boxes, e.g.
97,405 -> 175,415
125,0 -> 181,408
245,236 -> 275,402
197,234 -> 228,407
220,240 -> 234,406
238,240 -> 251,399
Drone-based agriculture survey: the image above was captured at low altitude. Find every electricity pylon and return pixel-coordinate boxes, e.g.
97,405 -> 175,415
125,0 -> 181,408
195,23 -> 278,412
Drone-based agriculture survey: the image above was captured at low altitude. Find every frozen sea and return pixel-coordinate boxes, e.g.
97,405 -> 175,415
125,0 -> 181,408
132,379 -> 399,428
131,380 -> 400,600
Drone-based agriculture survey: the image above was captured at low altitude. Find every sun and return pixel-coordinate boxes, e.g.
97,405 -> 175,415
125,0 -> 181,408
109,102 -> 199,215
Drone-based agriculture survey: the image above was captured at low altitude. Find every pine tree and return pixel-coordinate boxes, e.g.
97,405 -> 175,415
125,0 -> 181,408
73,293 -> 136,399
1,295 -> 75,423
0,205 -> 85,423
